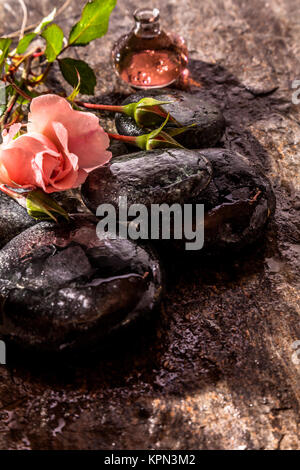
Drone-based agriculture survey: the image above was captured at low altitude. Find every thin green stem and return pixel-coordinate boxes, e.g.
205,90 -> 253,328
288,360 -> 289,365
7,78 -> 32,101
0,55 -> 33,130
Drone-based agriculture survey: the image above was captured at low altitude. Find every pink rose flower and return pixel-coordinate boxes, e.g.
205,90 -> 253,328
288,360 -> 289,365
0,94 -> 111,193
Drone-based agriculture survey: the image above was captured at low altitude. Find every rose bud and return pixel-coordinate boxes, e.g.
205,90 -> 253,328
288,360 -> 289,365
108,115 -> 194,150
123,97 -> 181,128
76,97 -> 181,128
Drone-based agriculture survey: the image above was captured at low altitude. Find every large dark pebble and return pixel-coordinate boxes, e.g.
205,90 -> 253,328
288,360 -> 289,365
82,148 -> 275,254
115,90 -> 226,149
0,217 -> 163,352
0,191 -> 36,248
82,148 -> 212,212
192,149 -> 276,253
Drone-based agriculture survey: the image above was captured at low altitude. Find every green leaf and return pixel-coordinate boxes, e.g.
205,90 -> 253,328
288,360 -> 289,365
0,38 -> 12,69
58,58 -> 96,95
0,104 -> 5,117
68,0 -> 116,46
26,189 -> 69,222
16,33 -> 37,54
34,8 -> 57,34
41,24 -> 64,62
17,7 -> 58,55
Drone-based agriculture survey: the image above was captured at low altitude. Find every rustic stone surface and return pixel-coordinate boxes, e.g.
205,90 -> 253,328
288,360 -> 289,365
0,0 -> 299,450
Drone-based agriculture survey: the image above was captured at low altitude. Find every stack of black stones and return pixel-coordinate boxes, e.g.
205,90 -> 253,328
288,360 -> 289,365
0,90 -> 275,354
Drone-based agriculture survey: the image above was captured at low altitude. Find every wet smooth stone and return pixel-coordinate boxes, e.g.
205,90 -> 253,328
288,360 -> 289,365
0,217 -> 163,352
115,90 -> 226,149
82,148 -> 212,213
0,192 -> 36,249
193,149 -> 276,253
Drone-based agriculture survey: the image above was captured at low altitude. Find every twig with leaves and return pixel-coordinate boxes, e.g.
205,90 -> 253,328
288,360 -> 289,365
0,0 -> 186,222
0,0 -> 117,131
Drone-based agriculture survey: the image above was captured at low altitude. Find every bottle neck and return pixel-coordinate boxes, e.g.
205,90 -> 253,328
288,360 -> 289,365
133,8 -> 161,38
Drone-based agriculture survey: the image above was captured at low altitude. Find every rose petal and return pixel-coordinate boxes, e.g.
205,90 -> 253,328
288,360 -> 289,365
2,123 -> 22,145
28,94 -> 112,170
46,169 -> 79,193
8,131 -> 60,154
52,121 -> 78,171
74,169 -> 88,187
0,133 -> 56,187
34,152 -> 60,191
45,168 -> 88,193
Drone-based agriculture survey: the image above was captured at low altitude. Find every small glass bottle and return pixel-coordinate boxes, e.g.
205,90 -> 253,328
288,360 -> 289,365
112,7 -> 188,89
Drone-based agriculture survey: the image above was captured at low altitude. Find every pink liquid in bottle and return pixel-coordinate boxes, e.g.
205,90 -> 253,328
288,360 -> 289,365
112,8 -> 188,89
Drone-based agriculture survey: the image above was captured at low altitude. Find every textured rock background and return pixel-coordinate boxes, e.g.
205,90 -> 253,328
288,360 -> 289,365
0,0 -> 299,450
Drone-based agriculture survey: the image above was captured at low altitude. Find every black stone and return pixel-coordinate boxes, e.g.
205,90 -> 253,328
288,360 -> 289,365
0,216 -> 163,352
115,90 -> 226,149
192,149 -> 276,253
82,148 -> 212,213
0,191 -> 36,249
82,148 -> 274,253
